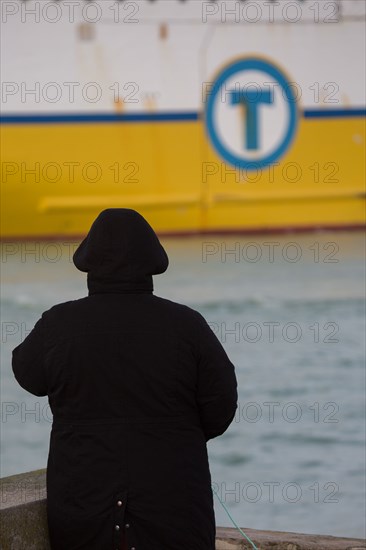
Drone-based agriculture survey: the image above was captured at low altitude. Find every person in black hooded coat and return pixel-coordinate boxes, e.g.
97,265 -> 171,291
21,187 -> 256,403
12,208 -> 238,550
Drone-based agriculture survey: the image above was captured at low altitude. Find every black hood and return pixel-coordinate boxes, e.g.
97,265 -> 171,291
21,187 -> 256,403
73,209 -> 169,294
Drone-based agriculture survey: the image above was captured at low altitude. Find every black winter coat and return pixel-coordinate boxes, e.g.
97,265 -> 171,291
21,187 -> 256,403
12,209 -> 238,550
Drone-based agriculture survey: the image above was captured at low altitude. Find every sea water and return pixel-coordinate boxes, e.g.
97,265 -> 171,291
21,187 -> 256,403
1,231 -> 365,538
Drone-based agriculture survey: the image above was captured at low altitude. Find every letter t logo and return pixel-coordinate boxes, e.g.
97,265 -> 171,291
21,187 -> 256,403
230,87 -> 274,150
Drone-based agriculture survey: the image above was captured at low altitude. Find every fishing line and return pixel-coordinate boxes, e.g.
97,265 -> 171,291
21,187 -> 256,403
211,484 -> 259,550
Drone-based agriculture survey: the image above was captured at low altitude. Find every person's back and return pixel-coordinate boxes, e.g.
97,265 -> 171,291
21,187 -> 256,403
12,209 -> 238,550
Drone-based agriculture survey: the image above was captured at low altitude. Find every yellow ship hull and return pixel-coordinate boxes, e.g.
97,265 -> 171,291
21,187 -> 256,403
1,111 -> 365,238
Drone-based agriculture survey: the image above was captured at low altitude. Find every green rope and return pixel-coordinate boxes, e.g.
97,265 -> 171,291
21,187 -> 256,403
211,484 -> 259,550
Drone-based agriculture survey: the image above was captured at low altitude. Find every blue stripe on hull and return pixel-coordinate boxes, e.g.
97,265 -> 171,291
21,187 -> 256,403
0,108 -> 365,125
304,108 -> 366,119
0,112 -> 200,125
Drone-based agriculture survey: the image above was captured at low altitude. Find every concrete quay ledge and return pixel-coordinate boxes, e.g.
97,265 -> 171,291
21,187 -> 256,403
1,469 -> 365,550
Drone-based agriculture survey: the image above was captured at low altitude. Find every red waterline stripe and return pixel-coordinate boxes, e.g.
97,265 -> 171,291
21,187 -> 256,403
1,224 -> 365,243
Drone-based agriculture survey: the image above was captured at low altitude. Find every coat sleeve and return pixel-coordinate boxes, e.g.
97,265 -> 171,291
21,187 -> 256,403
12,313 -> 48,397
195,314 -> 238,441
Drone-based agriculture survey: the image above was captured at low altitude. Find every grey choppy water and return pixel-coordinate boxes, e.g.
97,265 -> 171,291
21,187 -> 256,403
1,232 -> 365,538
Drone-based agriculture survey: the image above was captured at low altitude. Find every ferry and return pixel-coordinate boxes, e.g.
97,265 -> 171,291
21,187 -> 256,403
1,0 -> 365,238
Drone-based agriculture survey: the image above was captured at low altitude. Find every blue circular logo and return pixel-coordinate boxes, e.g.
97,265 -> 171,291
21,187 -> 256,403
205,57 -> 299,170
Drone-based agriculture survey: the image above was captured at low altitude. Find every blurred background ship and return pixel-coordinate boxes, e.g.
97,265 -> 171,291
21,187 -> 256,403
1,0 -> 365,237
